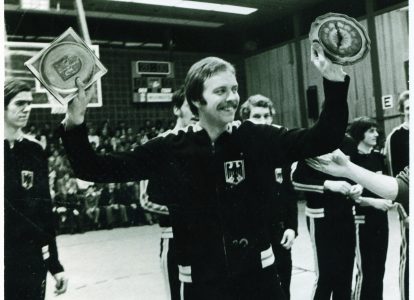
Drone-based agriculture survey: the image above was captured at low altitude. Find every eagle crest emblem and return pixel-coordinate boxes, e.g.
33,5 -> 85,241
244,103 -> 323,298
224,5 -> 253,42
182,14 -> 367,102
21,170 -> 34,190
224,160 -> 245,185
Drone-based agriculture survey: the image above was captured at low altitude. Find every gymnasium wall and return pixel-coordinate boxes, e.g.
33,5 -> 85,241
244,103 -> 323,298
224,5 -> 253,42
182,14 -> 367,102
244,9 -> 409,137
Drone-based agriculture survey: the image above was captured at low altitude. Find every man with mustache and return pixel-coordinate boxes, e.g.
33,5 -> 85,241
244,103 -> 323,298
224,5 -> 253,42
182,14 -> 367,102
4,79 -> 68,300
59,43 -> 350,299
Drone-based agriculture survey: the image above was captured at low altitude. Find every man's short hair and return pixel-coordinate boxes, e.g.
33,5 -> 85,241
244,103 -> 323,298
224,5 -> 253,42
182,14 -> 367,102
239,94 -> 275,121
348,116 -> 378,143
4,79 -> 31,108
184,57 -> 236,116
398,90 -> 409,113
172,86 -> 185,110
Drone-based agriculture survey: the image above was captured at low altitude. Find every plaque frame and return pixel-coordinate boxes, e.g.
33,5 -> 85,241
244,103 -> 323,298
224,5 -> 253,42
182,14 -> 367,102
24,27 -> 107,105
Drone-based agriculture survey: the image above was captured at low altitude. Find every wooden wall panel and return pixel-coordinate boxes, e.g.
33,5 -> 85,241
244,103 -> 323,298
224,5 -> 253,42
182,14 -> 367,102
246,10 -> 408,139
245,44 -> 301,128
375,9 -> 409,136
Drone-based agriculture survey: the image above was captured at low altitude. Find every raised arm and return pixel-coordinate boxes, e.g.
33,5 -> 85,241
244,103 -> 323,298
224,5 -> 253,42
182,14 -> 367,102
267,44 -> 350,165
292,160 -> 353,196
59,79 -> 164,183
305,150 -> 406,205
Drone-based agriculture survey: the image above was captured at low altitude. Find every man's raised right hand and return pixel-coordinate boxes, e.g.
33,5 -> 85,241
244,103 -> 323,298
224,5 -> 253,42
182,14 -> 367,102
64,78 -> 95,127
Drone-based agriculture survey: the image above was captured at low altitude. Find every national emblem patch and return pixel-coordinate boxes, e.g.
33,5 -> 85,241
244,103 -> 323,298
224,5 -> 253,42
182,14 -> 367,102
21,170 -> 34,190
224,160 -> 245,185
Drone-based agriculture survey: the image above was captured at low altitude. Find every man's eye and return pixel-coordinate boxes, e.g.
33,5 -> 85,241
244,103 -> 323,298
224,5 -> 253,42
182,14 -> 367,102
252,115 -> 261,119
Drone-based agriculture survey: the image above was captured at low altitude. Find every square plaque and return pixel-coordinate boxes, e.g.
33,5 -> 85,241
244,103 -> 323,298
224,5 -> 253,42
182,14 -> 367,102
24,27 -> 107,105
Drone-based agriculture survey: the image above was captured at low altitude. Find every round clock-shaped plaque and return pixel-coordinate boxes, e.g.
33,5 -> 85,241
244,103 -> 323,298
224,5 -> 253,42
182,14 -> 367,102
39,42 -> 95,94
309,13 -> 371,65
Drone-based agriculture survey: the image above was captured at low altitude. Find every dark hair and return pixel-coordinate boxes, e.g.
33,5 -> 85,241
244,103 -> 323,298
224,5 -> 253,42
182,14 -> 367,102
172,86 -> 186,110
348,116 -> 378,143
184,57 -> 235,116
398,90 -> 409,113
239,94 -> 275,121
4,79 -> 31,108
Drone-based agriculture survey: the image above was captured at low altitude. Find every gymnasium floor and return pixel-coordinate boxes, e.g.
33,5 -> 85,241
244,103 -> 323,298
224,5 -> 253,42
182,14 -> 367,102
46,202 -> 402,300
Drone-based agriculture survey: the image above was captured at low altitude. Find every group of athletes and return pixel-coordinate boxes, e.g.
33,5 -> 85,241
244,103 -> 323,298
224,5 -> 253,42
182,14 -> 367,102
4,41 -> 409,300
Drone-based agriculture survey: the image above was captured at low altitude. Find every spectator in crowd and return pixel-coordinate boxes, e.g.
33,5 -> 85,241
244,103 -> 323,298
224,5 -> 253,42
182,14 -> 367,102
84,185 -> 101,229
88,126 -> 100,147
113,183 -> 129,226
99,183 -> 117,228
116,182 -> 140,226
56,172 -> 83,234
385,90 -> 409,176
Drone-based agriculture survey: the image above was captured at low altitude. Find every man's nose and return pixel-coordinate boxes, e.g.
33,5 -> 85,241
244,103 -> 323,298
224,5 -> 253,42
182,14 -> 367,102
23,104 -> 32,112
226,90 -> 239,101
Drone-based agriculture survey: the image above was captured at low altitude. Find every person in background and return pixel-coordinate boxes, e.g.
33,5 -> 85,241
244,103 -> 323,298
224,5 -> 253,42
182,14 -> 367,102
56,172 -> 82,233
140,86 -> 196,300
348,117 -> 390,300
84,185 -> 101,230
239,94 -> 298,299
306,150 -> 409,300
385,90 -> 409,176
4,79 -> 68,299
113,183 -> 129,226
99,183 -> 117,228
292,134 -> 361,300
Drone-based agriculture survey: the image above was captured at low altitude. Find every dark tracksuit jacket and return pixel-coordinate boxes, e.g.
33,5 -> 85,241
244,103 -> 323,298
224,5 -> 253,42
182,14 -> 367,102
385,124 -> 409,176
4,136 -> 64,300
270,164 -> 298,300
141,175 -> 180,300
351,150 -> 388,300
60,77 -> 350,299
291,137 -> 357,300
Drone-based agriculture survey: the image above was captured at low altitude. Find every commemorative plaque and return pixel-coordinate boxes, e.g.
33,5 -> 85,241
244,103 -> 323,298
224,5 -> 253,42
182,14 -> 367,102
309,13 -> 371,65
25,27 -> 107,105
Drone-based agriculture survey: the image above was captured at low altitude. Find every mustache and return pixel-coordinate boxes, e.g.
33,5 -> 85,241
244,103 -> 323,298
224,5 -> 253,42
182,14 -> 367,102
217,100 -> 239,110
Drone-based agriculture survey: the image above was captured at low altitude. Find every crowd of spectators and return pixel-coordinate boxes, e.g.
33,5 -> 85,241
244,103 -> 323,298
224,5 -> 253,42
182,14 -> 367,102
23,119 -> 174,235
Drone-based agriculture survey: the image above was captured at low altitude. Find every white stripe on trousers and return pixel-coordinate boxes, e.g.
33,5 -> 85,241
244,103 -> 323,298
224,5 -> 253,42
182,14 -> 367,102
161,237 -> 172,300
353,223 -> 363,300
399,219 -> 407,300
180,282 -> 185,300
308,217 -> 319,299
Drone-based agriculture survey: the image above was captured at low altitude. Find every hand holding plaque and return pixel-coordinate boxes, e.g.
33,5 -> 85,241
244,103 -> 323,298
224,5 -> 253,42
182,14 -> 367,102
25,27 -> 107,105
309,13 -> 371,66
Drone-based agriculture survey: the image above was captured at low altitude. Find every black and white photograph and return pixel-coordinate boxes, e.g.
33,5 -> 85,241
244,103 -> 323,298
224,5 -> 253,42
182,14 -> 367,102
3,0 -> 410,299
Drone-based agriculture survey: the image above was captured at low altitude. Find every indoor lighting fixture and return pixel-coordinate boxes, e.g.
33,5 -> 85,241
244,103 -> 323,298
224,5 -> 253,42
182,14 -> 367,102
20,0 -> 50,10
111,0 -> 257,15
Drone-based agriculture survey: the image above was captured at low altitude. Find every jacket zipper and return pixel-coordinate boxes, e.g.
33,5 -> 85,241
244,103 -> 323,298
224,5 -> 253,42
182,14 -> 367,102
211,141 -> 230,275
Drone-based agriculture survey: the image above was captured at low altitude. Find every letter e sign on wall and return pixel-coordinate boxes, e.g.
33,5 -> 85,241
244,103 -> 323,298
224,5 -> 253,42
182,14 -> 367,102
381,95 -> 393,110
